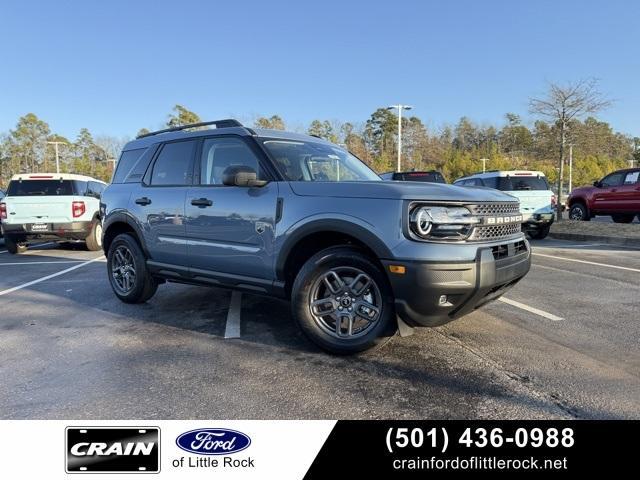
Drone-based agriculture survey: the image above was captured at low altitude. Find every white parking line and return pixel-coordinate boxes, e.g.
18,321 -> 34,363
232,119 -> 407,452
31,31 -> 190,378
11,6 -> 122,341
0,256 -> 103,297
0,250 -> 7,254
533,252 -> 640,273
498,297 -> 564,321
0,260 -> 86,266
224,291 -> 242,339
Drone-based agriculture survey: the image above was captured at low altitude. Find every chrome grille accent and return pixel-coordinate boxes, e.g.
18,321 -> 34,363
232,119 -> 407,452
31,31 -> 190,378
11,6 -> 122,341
470,223 -> 521,241
468,203 -> 520,216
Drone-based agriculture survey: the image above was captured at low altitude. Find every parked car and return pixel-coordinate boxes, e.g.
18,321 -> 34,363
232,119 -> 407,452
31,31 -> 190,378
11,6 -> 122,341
0,173 -> 106,254
101,119 -> 531,354
567,168 -> 640,222
380,170 -> 447,183
453,170 -> 554,239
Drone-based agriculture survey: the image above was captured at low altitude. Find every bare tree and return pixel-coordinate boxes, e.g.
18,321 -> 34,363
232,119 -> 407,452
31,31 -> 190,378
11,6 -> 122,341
529,78 -> 612,220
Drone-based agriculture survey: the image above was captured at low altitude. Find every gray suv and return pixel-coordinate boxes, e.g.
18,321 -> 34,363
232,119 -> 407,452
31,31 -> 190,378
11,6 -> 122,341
101,119 -> 531,354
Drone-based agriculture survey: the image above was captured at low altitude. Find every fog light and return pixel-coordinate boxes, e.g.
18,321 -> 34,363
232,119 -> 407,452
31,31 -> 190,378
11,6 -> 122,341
438,295 -> 448,305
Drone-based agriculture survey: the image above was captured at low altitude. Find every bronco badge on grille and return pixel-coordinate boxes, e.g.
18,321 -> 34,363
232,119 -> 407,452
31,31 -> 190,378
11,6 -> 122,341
483,214 -> 523,225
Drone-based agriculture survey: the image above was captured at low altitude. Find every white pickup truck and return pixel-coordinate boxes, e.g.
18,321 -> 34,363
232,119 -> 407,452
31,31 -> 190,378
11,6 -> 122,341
0,173 -> 106,254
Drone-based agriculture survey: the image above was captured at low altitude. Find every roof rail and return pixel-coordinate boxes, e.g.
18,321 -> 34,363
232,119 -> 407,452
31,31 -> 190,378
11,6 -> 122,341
136,119 -> 243,139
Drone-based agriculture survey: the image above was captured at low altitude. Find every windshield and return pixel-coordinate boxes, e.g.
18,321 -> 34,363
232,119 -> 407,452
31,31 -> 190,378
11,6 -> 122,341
261,139 -> 381,182
485,176 -> 549,191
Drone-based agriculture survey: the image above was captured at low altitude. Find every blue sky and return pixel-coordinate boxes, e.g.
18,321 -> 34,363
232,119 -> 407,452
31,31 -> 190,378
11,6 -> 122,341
1,0 -> 638,139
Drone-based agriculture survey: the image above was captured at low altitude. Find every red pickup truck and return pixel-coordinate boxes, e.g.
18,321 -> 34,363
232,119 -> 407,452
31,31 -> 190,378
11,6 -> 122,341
567,168 -> 640,222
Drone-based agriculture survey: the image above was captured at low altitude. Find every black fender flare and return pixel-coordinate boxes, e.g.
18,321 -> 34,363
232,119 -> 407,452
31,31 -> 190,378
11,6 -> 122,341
275,218 -> 393,281
102,211 -> 150,257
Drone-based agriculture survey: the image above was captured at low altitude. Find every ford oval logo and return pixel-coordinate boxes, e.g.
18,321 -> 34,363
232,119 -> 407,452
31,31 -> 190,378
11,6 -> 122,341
176,428 -> 251,455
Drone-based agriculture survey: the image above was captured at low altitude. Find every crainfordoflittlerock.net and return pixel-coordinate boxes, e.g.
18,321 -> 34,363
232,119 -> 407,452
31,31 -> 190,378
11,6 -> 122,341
393,456 -> 568,471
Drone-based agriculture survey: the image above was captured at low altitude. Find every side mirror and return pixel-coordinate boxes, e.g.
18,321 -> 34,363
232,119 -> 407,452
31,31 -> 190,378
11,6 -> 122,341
222,165 -> 267,187
593,180 -> 601,188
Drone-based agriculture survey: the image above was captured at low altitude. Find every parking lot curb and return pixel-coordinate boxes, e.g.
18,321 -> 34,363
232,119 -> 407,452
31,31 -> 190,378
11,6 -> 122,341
549,231 -> 640,248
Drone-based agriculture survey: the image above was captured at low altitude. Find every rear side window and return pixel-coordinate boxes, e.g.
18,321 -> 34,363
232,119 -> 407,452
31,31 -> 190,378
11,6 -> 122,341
112,148 -> 146,183
7,179 -> 76,196
86,181 -> 105,198
484,176 -> 549,191
150,140 -> 197,186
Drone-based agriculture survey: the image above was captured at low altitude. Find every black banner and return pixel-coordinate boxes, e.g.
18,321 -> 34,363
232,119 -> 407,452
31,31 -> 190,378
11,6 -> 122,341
305,421 -> 636,477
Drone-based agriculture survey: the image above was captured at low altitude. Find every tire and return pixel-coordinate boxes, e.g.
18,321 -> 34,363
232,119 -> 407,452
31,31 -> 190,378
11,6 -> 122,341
85,219 -> 103,251
107,233 -> 158,303
529,224 -> 551,240
291,246 -> 395,354
611,214 -> 635,224
4,235 -> 28,254
568,203 -> 589,221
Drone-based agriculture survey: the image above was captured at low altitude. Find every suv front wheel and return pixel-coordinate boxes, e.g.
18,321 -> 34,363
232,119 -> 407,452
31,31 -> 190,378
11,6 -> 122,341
107,233 -> 158,303
291,246 -> 395,354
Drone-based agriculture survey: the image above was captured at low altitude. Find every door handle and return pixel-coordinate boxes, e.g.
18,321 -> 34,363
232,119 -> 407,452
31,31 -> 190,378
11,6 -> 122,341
191,198 -> 213,208
135,197 -> 152,206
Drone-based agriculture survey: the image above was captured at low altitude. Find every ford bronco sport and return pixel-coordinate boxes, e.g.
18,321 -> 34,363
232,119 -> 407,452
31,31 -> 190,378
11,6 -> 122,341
101,120 -> 531,354
0,173 -> 106,253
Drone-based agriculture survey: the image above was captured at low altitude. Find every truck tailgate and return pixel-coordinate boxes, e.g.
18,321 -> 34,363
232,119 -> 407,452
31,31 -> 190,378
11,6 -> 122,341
3,196 -> 75,223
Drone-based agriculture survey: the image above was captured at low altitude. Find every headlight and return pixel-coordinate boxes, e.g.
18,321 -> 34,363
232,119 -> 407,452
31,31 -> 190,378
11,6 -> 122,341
409,205 -> 480,241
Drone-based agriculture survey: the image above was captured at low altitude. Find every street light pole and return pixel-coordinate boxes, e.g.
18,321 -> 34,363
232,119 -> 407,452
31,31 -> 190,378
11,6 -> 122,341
387,104 -> 413,172
46,141 -> 67,174
568,144 -> 573,194
479,158 -> 488,173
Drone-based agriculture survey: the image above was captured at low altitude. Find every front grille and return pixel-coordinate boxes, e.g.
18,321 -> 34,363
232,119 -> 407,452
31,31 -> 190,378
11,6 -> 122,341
470,223 -> 521,241
491,240 -> 528,260
468,202 -> 520,216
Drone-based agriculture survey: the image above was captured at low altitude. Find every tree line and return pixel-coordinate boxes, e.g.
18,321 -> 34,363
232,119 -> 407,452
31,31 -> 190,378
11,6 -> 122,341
1,81 -> 638,190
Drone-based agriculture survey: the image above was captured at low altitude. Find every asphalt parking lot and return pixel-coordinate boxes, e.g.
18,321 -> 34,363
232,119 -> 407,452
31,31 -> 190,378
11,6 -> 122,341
1,237 -> 638,420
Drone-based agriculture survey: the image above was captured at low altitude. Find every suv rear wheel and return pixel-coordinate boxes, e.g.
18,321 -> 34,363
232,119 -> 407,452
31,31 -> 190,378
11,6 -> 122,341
611,214 -> 635,223
85,219 -> 103,251
107,233 -> 158,303
291,246 -> 395,354
4,235 -> 28,254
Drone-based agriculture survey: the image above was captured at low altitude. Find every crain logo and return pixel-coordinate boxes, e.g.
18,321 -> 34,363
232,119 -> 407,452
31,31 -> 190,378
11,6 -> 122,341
66,427 -> 160,473
176,428 -> 251,455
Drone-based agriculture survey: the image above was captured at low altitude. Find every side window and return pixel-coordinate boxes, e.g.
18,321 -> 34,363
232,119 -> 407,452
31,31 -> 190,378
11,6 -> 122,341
150,140 -> 197,186
112,148 -> 146,183
199,137 -> 261,185
74,181 -> 88,196
601,172 -> 625,188
86,181 -> 105,198
623,171 -> 639,185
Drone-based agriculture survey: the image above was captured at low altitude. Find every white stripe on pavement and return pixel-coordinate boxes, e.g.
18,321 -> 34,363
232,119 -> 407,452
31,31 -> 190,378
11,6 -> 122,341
0,256 -> 103,297
533,252 -> 640,273
0,260 -> 86,266
224,291 -> 242,339
498,297 -> 564,321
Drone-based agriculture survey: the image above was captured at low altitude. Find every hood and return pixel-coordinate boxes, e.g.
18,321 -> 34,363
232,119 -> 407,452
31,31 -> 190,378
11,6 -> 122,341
569,185 -> 596,196
289,181 -> 517,203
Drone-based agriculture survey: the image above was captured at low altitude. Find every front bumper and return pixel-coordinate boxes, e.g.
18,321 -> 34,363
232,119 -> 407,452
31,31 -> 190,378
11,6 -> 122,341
383,239 -> 531,327
1,221 -> 92,241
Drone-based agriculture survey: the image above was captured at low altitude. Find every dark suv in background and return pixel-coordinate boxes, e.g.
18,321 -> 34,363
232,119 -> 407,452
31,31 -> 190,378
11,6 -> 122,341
380,170 -> 447,183
101,120 -> 531,354
567,168 -> 640,222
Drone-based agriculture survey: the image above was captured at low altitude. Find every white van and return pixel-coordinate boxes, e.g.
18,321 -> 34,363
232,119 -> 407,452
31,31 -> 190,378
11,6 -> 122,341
0,173 -> 106,253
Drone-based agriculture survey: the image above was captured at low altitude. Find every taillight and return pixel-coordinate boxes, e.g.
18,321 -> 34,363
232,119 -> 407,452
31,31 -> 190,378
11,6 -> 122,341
0,203 -> 6,220
72,201 -> 86,218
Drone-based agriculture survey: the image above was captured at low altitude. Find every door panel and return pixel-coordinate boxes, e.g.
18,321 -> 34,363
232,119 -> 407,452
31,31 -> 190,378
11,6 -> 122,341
129,186 -> 189,266
185,183 -> 279,279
